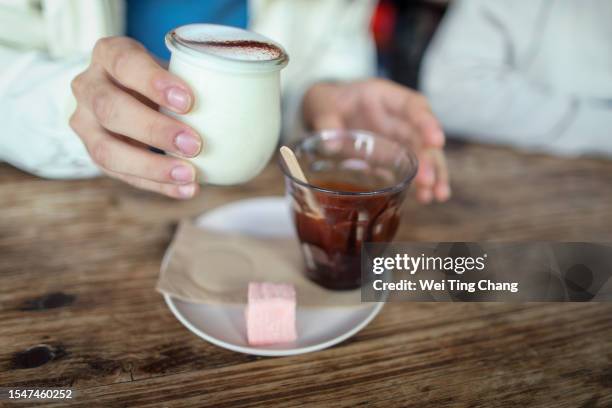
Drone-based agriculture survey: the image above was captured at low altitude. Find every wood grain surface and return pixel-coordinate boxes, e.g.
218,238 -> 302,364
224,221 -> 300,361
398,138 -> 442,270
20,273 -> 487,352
1,141 -> 611,407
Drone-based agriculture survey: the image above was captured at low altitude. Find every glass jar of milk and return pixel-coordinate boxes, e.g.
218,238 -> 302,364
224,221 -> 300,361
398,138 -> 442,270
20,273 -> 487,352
164,24 -> 289,185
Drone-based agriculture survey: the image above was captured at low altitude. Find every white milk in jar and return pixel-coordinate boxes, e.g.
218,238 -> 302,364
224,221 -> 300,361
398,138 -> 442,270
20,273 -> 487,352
164,24 -> 289,185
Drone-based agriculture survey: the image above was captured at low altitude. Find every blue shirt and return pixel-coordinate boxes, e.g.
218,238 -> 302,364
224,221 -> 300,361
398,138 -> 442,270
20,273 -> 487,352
127,0 -> 248,61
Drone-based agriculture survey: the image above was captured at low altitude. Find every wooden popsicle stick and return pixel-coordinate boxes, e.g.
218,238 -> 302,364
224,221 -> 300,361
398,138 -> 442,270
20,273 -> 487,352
280,146 -> 308,183
279,146 -> 324,219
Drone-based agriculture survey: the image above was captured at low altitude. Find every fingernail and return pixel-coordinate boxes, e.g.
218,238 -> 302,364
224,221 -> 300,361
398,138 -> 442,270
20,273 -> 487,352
171,165 -> 194,182
438,184 -> 451,201
178,184 -> 196,198
166,87 -> 191,112
418,189 -> 433,204
175,132 -> 201,157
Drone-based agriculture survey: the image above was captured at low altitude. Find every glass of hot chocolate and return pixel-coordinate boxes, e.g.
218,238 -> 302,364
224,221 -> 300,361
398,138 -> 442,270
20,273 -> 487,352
165,24 -> 288,185
281,130 -> 418,290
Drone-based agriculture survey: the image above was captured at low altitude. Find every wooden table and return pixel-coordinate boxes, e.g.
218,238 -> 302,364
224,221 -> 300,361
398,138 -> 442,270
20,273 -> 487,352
1,141 -> 611,407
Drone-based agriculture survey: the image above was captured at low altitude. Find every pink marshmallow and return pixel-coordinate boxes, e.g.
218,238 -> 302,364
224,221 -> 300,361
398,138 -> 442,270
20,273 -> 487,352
246,282 -> 297,346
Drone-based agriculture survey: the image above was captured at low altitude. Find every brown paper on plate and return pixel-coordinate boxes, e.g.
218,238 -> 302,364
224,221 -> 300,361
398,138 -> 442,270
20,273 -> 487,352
156,220 -> 364,307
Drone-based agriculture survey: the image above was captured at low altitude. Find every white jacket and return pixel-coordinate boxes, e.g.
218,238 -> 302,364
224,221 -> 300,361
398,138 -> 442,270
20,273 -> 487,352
0,0 -> 376,178
421,0 -> 612,157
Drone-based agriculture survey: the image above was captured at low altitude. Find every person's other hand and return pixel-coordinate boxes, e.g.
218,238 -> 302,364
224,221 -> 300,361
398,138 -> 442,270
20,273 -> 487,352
302,79 -> 450,204
70,36 -> 202,199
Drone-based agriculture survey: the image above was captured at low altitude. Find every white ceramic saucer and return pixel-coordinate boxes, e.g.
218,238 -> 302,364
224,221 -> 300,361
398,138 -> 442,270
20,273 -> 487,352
163,196 -> 383,356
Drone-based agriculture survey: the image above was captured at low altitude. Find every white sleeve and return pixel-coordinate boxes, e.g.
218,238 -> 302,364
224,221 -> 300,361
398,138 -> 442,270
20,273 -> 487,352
0,46 -> 101,179
251,0 -> 377,142
420,0 -> 612,157
283,1 -> 377,142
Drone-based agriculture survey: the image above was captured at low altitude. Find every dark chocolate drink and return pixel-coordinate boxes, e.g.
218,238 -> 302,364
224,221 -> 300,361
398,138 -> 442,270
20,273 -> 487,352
292,179 -> 406,290
281,130 -> 418,291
